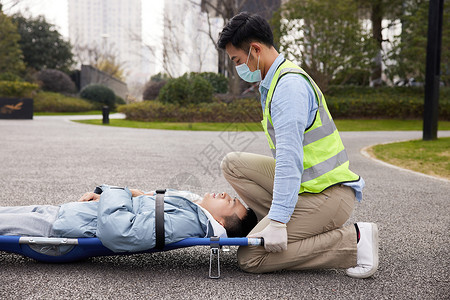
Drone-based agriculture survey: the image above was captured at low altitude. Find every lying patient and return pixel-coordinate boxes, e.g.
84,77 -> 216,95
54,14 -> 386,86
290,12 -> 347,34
0,184 -> 257,252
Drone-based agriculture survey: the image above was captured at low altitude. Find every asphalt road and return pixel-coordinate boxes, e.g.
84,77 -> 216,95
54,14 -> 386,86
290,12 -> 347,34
0,116 -> 449,300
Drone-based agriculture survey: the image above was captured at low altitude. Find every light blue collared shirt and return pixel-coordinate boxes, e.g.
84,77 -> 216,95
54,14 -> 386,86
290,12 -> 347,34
259,54 -> 365,224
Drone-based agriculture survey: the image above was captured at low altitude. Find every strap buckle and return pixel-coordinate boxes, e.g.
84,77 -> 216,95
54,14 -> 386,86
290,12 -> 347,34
209,237 -> 220,279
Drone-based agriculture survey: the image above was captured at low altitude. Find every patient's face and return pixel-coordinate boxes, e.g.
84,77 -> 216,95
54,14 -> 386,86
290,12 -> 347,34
199,192 -> 247,225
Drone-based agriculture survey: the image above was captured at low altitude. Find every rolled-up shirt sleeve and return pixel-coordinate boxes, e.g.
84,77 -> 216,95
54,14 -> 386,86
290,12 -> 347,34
267,74 -> 317,224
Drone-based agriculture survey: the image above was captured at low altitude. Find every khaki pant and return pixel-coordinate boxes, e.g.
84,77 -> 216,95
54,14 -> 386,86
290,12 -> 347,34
221,152 -> 357,273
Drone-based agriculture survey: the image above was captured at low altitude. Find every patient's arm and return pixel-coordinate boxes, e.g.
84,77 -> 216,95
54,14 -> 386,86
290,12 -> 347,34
130,189 -> 154,197
78,189 -> 154,202
78,192 -> 100,202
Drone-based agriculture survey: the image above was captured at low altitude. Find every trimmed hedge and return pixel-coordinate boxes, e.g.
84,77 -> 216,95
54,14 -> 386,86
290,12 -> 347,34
34,91 -> 94,112
118,98 -> 262,122
0,80 -> 39,97
80,84 -> 116,109
119,87 -> 450,122
326,86 -> 450,120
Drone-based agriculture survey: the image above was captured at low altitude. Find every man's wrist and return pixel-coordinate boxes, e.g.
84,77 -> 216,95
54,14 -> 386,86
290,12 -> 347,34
269,219 -> 287,228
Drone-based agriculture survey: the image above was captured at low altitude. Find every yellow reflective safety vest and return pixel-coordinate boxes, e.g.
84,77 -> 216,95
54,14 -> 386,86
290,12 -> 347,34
261,59 -> 359,194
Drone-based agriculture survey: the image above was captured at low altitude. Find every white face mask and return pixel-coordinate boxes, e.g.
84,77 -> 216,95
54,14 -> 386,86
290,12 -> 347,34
235,46 -> 261,83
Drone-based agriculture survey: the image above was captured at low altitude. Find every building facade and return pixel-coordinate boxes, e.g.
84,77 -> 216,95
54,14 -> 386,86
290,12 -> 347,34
68,0 -> 146,85
161,0 -> 222,78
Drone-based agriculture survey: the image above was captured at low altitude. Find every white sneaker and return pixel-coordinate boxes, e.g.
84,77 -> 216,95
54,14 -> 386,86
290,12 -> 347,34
346,222 -> 379,279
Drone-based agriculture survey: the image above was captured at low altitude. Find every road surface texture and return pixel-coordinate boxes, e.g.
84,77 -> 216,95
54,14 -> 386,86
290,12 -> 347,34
1,115 -> 449,299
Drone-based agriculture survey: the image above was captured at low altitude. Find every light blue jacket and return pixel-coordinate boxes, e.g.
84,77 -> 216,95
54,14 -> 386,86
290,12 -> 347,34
52,185 -> 213,252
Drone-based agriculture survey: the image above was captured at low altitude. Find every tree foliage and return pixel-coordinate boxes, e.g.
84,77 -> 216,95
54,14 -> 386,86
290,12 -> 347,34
276,0 -> 378,91
355,0 -> 404,86
0,9 -> 25,76
93,57 -> 125,81
386,0 -> 450,86
35,69 -> 76,93
143,80 -> 167,101
72,36 -> 126,81
12,14 -> 74,73
80,84 -> 116,108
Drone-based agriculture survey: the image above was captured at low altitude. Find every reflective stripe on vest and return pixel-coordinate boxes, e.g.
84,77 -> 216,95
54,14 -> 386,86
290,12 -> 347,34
262,60 -> 359,193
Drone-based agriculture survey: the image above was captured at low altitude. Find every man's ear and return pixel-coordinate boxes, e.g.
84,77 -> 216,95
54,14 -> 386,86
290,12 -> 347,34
250,42 -> 262,54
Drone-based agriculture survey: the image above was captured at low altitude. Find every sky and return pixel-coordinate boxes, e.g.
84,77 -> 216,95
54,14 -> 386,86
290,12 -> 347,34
2,0 -> 164,45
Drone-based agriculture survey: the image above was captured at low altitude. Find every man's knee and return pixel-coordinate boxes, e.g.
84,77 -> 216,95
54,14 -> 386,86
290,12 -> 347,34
237,246 -> 267,274
220,151 -> 241,175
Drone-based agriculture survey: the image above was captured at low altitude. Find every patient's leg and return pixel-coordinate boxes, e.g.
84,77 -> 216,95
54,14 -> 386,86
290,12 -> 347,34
0,205 -> 60,236
221,152 -> 275,220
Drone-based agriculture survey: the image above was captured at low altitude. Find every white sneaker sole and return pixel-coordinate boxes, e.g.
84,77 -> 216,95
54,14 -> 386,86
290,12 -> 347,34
346,223 -> 379,279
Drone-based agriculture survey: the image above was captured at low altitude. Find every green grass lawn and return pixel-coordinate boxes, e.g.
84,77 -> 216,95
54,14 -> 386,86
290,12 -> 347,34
74,119 -> 264,131
35,110 -> 103,116
335,119 -> 450,131
73,118 -> 450,132
369,137 -> 450,179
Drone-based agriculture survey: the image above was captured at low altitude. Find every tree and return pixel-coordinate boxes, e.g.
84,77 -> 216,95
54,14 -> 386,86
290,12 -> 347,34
93,57 -> 126,81
199,0 -> 247,95
356,0 -> 404,87
0,8 -> 25,76
276,0 -> 378,91
199,0 -> 280,95
12,14 -> 74,73
386,0 -> 450,86
72,36 -> 127,81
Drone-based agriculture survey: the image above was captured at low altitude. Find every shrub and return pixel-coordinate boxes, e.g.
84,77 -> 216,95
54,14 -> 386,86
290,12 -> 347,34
115,95 -> 126,105
143,80 -> 167,100
194,72 -> 228,93
150,72 -> 170,82
80,84 -> 116,109
325,86 -> 450,120
0,72 -> 23,82
34,91 -> 94,112
187,75 -> 214,104
0,80 -> 39,97
158,76 -> 190,105
35,69 -> 76,93
158,73 -> 214,105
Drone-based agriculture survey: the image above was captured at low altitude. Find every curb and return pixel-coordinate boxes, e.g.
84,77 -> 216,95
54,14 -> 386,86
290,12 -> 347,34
360,141 -> 450,183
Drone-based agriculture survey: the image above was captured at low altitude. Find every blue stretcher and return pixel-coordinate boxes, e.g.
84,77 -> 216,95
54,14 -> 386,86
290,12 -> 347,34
0,236 -> 263,278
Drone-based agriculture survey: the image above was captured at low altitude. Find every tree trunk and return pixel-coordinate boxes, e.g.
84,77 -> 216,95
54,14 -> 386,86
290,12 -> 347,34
227,59 -> 241,95
370,1 -> 383,87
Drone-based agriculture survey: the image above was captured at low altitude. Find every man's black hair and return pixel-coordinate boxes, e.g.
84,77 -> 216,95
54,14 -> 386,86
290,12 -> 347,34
217,12 -> 274,51
223,208 -> 258,237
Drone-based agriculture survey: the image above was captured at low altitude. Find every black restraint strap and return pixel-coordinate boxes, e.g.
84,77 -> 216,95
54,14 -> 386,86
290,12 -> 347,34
155,189 -> 166,250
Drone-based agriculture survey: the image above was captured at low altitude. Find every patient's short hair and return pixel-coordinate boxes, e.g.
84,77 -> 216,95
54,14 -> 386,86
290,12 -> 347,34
223,208 -> 257,237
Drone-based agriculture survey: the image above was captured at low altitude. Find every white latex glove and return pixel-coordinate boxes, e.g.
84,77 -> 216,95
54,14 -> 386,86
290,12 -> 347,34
248,220 -> 288,252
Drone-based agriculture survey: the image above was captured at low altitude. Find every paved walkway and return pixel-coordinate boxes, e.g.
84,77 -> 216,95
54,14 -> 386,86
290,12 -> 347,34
0,116 -> 449,299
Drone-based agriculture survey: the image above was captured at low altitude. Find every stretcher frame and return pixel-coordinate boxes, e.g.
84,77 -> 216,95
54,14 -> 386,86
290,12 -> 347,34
0,236 -> 263,278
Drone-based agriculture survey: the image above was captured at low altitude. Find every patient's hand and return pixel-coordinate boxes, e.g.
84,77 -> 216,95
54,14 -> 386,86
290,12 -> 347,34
130,189 -> 144,197
78,192 -> 100,202
130,189 -> 154,197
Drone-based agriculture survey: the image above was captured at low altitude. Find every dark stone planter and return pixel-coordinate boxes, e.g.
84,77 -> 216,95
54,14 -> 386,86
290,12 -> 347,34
0,98 -> 33,119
